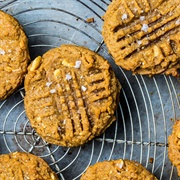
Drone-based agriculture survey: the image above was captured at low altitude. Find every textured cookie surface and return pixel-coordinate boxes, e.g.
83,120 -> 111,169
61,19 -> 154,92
80,159 -> 157,180
168,120 -> 180,176
102,0 -> 180,76
24,44 -> 121,147
0,10 -> 30,100
0,152 -> 59,180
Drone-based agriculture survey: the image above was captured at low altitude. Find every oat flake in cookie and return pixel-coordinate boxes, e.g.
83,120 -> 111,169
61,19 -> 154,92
168,120 -> 180,176
24,44 -> 121,147
0,10 -> 30,100
102,0 -> 180,76
0,152 -> 59,180
80,159 -> 158,180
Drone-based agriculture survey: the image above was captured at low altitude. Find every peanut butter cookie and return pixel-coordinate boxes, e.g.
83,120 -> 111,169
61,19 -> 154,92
80,159 -> 157,180
0,10 -> 30,100
0,152 -> 59,180
102,0 -> 180,76
24,44 -> 121,147
168,120 -> 180,176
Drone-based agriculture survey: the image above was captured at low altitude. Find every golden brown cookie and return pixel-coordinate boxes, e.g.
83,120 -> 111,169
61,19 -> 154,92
0,152 -> 59,180
168,120 -> 180,176
0,10 -> 30,100
80,159 -> 157,180
24,44 -> 121,147
102,0 -> 180,76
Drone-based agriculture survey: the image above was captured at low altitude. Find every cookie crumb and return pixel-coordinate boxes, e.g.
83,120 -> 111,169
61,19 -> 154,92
86,17 -> 94,23
66,73 -> 72,81
0,49 -> 5,55
149,158 -> 154,164
74,60 -> 82,68
121,13 -> 128,20
46,82 -> 52,87
81,85 -> 87,91
50,89 -> 56,94
141,24 -> 149,32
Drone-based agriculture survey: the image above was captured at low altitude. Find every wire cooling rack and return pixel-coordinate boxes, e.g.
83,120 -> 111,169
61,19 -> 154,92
0,0 -> 180,179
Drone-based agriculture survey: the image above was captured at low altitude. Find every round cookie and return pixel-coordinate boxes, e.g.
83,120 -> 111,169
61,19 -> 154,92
102,0 -> 180,76
0,10 -> 30,100
24,44 -> 121,147
168,120 -> 180,176
0,152 -> 59,180
80,159 -> 157,180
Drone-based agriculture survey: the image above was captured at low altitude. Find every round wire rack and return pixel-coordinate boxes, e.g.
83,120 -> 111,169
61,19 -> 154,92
0,0 -> 180,179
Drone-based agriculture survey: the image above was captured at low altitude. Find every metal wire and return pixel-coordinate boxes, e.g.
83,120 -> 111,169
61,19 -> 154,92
0,0 -> 180,180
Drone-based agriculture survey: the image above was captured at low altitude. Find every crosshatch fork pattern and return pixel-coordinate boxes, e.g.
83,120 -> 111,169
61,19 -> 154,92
0,0 -> 180,180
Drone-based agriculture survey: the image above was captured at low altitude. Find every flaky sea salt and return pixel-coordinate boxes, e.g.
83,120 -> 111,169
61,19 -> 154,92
0,49 -> 5,55
140,16 -> 145,21
175,19 -> 180,25
81,85 -> 87,92
46,82 -> 52,87
50,89 -> 56,94
121,13 -> 128,20
137,40 -> 142,46
65,73 -> 72,81
141,24 -> 149,32
74,60 -> 82,68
